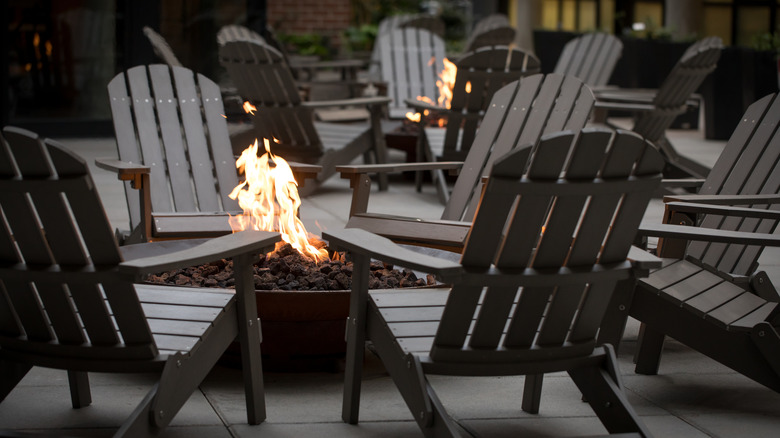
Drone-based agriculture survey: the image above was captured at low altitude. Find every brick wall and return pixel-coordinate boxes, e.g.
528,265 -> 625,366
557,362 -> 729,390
267,0 -> 353,49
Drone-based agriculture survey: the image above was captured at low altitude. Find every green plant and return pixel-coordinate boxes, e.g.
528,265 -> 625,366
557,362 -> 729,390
343,24 -> 378,53
752,31 -> 780,54
277,33 -> 331,58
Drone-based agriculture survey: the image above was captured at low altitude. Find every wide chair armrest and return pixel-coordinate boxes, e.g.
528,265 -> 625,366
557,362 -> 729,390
663,193 -> 780,205
638,222 -> 780,246
404,98 -> 448,115
301,95 -> 391,109
323,228 -> 463,282
337,161 -> 463,217
662,201 -> 780,220
95,157 -> 149,185
119,230 -> 281,276
660,178 -> 706,189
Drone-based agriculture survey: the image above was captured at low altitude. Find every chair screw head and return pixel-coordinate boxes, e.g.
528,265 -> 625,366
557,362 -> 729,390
249,319 -> 253,327
159,410 -> 165,418
604,402 -> 611,408
176,360 -> 182,367
758,330 -> 765,337
618,304 -> 626,311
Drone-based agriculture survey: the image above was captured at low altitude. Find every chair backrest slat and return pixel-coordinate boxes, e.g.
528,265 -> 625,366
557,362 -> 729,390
0,128 -> 156,359
148,65 -> 198,212
431,129 -> 664,361
685,93 -> 780,274
442,74 -> 594,223
553,33 -> 623,87
125,66 -> 173,213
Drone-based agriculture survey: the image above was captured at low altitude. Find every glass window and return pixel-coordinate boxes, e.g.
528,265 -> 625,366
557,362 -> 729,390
7,0 -> 117,122
703,5 -> 732,44
578,0 -> 598,31
737,6 -> 771,46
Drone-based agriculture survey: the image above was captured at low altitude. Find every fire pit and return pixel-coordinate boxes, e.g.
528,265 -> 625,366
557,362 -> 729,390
147,242 -> 435,370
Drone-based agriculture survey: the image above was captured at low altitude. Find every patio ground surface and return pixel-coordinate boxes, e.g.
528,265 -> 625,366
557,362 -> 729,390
1,123 -> 779,437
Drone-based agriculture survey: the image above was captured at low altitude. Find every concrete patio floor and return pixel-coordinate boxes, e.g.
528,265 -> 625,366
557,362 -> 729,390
1,125 -> 779,437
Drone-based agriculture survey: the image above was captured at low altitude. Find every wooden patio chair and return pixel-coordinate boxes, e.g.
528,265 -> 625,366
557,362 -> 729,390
98,64 -> 320,244
0,126 -> 281,437
463,13 -> 516,53
218,37 -> 392,193
324,127 -> 665,437
553,32 -> 623,88
598,93 -> 780,393
594,36 -> 723,179
338,73 -> 595,252
405,46 -> 541,201
372,27 -> 448,120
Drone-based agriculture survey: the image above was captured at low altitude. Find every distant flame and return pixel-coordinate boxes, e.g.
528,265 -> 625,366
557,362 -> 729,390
228,138 -> 329,262
243,101 -> 257,115
404,58 -> 460,126
436,58 -> 457,108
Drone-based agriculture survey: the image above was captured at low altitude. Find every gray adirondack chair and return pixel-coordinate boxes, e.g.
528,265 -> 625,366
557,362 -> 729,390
553,32 -> 623,87
0,126 -> 281,437
324,127 -> 665,437
372,27 -> 448,120
142,26 -> 183,67
338,73 -> 595,252
217,37 -> 391,193
99,64 -> 321,244
594,36 -> 723,179
599,93 -> 780,393
405,46 -> 541,201
463,13 -> 516,53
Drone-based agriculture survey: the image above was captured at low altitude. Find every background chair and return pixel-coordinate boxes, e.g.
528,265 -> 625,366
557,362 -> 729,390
599,93 -> 780,393
338,73 -> 595,252
594,36 -> 723,179
0,126 -> 281,437
463,13 -> 516,53
218,37 -> 391,194
99,64 -> 321,244
372,27 -> 448,120
324,127 -> 664,437
405,45 -> 541,201
552,32 -> 623,88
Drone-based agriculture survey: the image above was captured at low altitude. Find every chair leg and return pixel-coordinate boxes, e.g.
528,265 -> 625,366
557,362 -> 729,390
634,322 -> 665,375
343,255 -> 370,424
342,312 -> 366,424
0,359 -> 31,403
67,371 -> 91,408
234,253 -> 266,425
569,345 -> 651,437
521,374 -> 543,414
597,278 -> 637,355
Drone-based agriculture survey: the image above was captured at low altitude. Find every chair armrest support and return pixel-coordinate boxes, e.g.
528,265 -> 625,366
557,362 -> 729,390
119,230 -> 281,276
323,228 -> 463,281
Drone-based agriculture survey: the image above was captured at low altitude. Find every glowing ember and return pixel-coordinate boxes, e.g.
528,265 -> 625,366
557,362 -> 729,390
243,101 -> 257,115
228,138 -> 329,262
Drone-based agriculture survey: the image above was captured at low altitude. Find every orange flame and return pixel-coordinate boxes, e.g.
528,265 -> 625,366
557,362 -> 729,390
243,101 -> 257,115
436,58 -> 457,109
228,138 -> 329,262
